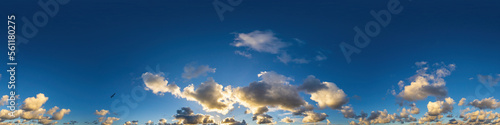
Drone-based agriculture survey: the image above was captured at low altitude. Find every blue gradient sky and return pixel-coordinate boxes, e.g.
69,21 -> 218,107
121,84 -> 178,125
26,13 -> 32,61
2,0 -> 500,125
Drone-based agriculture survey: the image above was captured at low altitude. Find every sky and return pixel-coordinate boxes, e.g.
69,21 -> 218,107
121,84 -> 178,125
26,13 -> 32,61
1,0 -> 500,125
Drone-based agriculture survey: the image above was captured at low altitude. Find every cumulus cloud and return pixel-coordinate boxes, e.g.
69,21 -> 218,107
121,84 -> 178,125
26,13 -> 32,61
469,97 -> 499,110
181,77 -> 235,114
302,111 -> 328,123
21,108 -> 45,120
222,117 -> 247,125
233,71 -> 306,113
94,109 -> 109,116
0,95 -> 8,106
232,30 -> 287,54
47,106 -> 59,115
252,114 -> 274,124
418,113 -> 443,123
458,98 -> 466,106
409,103 -> 420,114
298,75 -> 326,93
21,93 -> 49,111
426,97 -> 455,116
298,75 -> 348,110
397,63 -> 455,101
280,117 -> 294,123
182,63 -> 216,80
123,121 -> 138,125
0,94 -> 69,125
173,107 -> 214,124
460,110 -> 500,124
341,106 -> 356,118
309,81 -> 348,109
142,72 -> 181,96
101,117 -> 120,125
351,109 -> 396,124
50,109 -> 70,120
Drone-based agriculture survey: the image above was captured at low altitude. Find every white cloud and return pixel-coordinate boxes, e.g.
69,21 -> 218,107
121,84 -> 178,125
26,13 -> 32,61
101,117 -> 120,125
477,74 -> 500,87
182,77 -> 235,115
469,97 -> 499,110
341,106 -> 356,118
0,95 -> 9,106
302,111 -> 328,123
182,63 -> 216,80
309,81 -> 348,110
142,72 -> 181,96
458,98 -> 466,106
426,97 -> 455,116
397,63 -> 455,101
281,117 -> 294,123
232,30 -> 287,54
315,51 -> 327,61
94,109 -> 109,116
277,52 -> 310,64
21,93 -> 49,111
234,50 -> 252,58
252,114 -> 274,124
50,109 -> 70,120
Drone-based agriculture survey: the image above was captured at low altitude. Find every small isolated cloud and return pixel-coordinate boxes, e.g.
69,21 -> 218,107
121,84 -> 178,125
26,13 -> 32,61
302,111 -> 328,123
277,52 -> 310,64
469,97 -> 499,110
280,117 -> 294,123
340,106 -> 356,118
142,72 -> 181,96
315,51 -> 327,61
426,97 -> 455,116
415,61 -> 427,66
477,74 -> 500,87
182,63 -> 216,80
232,30 -> 287,54
94,109 -> 109,116
458,98 -> 466,106
173,107 -> 214,124
293,38 -> 305,45
0,95 -> 9,106
21,93 -> 49,111
234,50 -> 252,58
397,62 -> 455,101
50,108 -> 70,120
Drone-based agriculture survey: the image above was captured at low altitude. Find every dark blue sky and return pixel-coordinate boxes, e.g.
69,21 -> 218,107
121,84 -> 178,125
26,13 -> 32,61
2,0 -> 500,125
